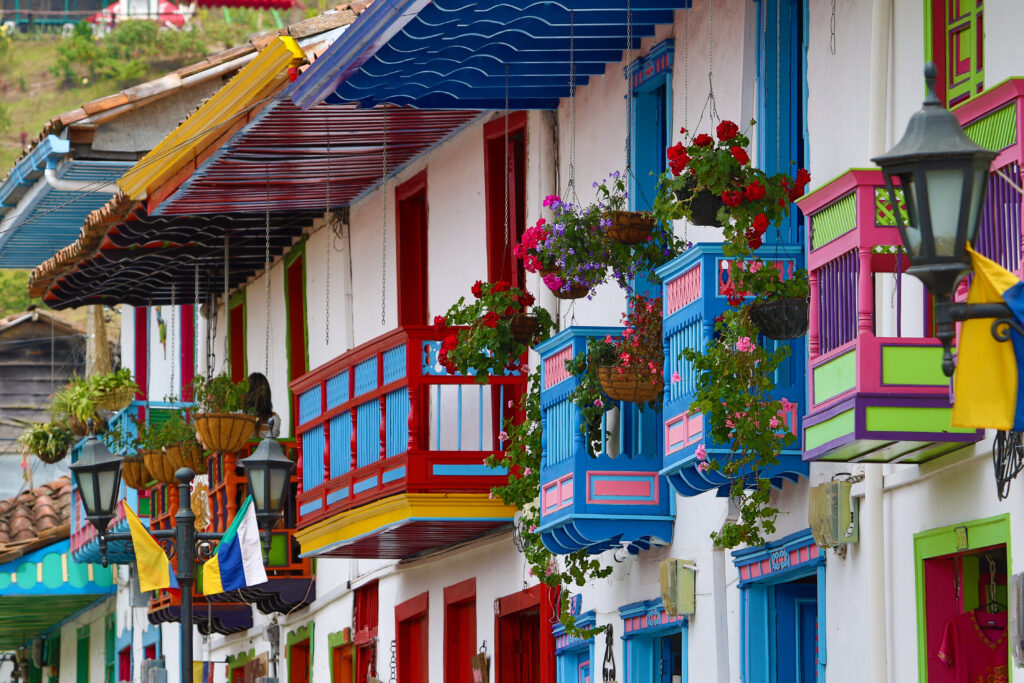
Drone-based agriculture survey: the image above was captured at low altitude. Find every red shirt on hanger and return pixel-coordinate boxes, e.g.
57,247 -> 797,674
938,610 -> 1009,683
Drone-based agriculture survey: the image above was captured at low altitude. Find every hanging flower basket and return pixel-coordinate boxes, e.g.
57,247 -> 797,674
675,179 -> 725,228
121,456 -> 152,491
605,210 -> 656,244
69,414 -> 106,438
748,297 -> 810,340
194,413 -> 258,454
540,267 -> 591,300
34,446 -> 68,465
597,366 -> 665,404
166,441 -> 207,475
509,314 -> 540,345
95,385 -> 136,412
142,448 -> 177,485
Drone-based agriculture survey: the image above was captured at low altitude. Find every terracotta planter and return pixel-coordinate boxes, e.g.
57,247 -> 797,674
540,267 -> 591,300
121,456 -> 152,491
95,385 -> 136,412
166,441 -> 207,475
675,180 -> 724,227
605,210 -> 656,244
142,448 -> 177,485
597,366 -> 665,404
194,413 -> 258,454
509,314 -> 540,345
748,297 -> 810,340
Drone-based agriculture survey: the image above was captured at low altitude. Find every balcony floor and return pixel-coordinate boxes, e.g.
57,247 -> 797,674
293,492 -> 515,559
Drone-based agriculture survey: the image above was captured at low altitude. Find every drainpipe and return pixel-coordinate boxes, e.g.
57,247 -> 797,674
44,166 -> 118,194
866,0 -> 891,679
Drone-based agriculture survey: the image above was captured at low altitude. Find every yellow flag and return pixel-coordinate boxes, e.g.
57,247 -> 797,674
124,502 -> 177,592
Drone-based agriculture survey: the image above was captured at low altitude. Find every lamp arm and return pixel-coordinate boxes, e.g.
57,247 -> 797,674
934,299 -> 1017,377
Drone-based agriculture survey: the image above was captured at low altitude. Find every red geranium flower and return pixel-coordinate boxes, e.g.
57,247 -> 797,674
729,145 -> 750,165
752,213 -> 770,233
745,228 -> 763,250
491,281 -> 510,293
744,181 -> 766,202
519,292 -> 535,307
721,190 -> 743,207
795,168 -> 811,187
442,333 -> 459,351
503,306 -> 517,317
716,120 -> 739,141
471,280 -> 483,298
432,315 -> 447,332
693,133 -> 714,147
483,311 -> 499,328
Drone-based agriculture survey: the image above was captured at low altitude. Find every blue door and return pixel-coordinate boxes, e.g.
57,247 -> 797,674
775,583 -> 818,682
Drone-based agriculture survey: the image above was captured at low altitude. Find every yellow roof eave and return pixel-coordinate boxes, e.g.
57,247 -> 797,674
117,35 -> 305,201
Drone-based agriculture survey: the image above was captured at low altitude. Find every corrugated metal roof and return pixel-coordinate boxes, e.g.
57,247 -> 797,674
0,161 -> 129,269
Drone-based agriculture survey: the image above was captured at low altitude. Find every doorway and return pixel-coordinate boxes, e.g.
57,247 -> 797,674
395,171 -> 429,327
495,585 -> 557,683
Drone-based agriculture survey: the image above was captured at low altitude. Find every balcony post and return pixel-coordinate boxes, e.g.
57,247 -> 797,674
407,340 -> 420,452
808,267 -> 819,358
857,247 -> 873,336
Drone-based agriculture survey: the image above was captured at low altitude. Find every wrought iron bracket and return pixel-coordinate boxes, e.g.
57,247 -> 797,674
934,299 -> 1015,376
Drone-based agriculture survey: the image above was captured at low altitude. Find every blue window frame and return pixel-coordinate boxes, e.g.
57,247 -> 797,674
620,599 -> 687,683
733,529 -> 826,682
628,40 -> 674,214
756,0 -> 808,246
554,608 -> 596,683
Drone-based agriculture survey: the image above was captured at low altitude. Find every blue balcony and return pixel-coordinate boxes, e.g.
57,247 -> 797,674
535,327 -> 674,555
70,401 -> 186,565
656,244 -> 809,497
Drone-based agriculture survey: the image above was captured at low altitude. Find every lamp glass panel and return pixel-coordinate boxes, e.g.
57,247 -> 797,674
247,468 -> 266,510
269,468 -> 289,510
924,167 -> 968,258
77,472 -> 97,514
97,469 -> 119,515
898,174 -> 923,257
965,167 -> 989,245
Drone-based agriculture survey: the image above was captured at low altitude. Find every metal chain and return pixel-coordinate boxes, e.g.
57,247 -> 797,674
194,262 -> 199,387
325,120 -> 332,346
830,0 -> 837,55
776,0 -> 781,173
504,64 -> 510,277
169,282 -> 176,397
625,0 -> 633,174
265,167 -> 271,376
388,640 -> 397,683
381,106 -> 388,326
206,272 -> 216,381
567,10 -> 576,198
683,9 -> 688,130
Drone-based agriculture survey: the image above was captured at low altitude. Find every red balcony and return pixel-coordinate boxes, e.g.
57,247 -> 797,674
290,326 -> 523,559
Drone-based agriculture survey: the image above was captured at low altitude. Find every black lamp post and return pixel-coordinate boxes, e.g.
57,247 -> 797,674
872,62 -> 1001,376
69,420 -> 293,683
240,421 -> 295,550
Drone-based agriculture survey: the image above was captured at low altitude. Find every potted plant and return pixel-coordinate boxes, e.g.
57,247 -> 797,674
161,411 -> 206,474
594,170 -> 656,244
91,368 -> 139,412
105,422 -> 151,490
51,378 -> 105,437
190,373 -> 257,453
18,421 -> 74,464
731,260 -> 811,340
594,295 -> 665,404
514,196 -> 608,299
436,281 -> 555,382
136,418 -> 177,485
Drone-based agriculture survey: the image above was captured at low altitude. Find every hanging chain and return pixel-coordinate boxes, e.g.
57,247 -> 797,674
388,639 -> 397,683
169,282 -> 176,397
265,167 -> 271,376
776,0 -> 782,173
566,9 -> 576,198
325,120 -> 332,346
381,106 -> 389,326
503,64 -> 510,277
206,272 -> 216,381
625,0 -> 633,175
830,0 -> 837,55
194,261 -> 199,386
683,9 -> 689,130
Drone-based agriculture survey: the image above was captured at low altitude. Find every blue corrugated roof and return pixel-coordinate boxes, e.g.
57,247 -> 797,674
0,161 -> 129,269
289,0 -> 691,110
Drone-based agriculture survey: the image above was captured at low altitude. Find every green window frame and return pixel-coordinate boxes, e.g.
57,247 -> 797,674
926,0 -> 984,106
104,614 -> 115,683
287,623 -> 314,683
76,625 -> 90,683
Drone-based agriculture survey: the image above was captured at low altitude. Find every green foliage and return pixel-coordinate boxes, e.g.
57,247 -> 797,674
157,410 -> 197,447
438,281 -> 555,383
51,377 -> 99,422
731,260 -> 810,303
18,421 -> 74,460
90,368 -> 138,394
484,373 -> 612,638
191,373 -> 252,414
0,271 -> 44,316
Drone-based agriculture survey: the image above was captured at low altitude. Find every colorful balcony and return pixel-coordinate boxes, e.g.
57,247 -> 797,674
290,326 -> 521,559
70,401 -> 182,565
656,244 -> 808,496
798,170 -> 984,462
535,327 -> 674,556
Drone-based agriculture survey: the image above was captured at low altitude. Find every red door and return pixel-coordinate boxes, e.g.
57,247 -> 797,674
444,579 -> 477,683
289,640 -> 311,683
396,171 -> 429,327
494,586 -> 557,683
397,593 -> 429,683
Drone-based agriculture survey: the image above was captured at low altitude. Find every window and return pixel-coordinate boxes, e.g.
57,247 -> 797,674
915,515 -> 1009,682
628,41 -> 673,215
929,0 -> 984,106
76,625 -> 90,683
354,581 -> 379,683
495,585 -> 558,683
553,601 -> 595,683
118,647 -> 131,683
395,171 -> 429,327
484,112 -> 527,288
396,593 -> 429,683
287,624 -> 313,683
619,601 -> 686,683
328,629 -> 354,683
444,579 -> 476,683
104,614 -> 115,683
229,291 -> 247,383
733,529 -> 824,681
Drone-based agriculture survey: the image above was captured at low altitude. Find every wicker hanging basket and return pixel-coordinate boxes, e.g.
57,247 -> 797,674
597,366 -> 665,404
675,180 -> 725,227
69,414 -> 106,438
605,210 -> 656,244
95,385 -> 136,412
748,297 -> 810,340
540,267 -> 591,300
194,413 -> 259,454
142,449 -> 177,485
34,446 -> 68,465
509,314 -> 540,345
121,456 -> 152,491
165,441 -> 207,475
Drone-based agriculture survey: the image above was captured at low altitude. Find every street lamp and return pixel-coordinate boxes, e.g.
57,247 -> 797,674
68,424 -> 293,683
872,62 -> 1000,376
241,419 -> 295,549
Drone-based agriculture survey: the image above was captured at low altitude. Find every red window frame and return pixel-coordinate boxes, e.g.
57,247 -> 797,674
443,579 -> 477,683
180,305 -> 195,401
483,112 -> 528,288
354,582 -> 379,683
494,585 -> 558,683
134,307 -> 148,400
396,592 -> 429,683
395,170 -> 429,327
286,255 -> 307,381
229,298 -> 246,383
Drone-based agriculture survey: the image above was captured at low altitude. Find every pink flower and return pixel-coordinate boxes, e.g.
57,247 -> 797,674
623,328 -> 633,338
508,400 -> 514,409
736,336 -> 755,353
488,491 -> 494,499
529,525 -> 537,533
543,194 -> 561,207
594,398 -> 603,408
725,419 -> 735,429
697,461 -> 709,473
604,335 -> 614,343
672,371 -> 681,383
523,467 -> 532,476
769,416 -> 780,429
780,397 -> 793,412
695,444 -> 707,461
542,272 -> 563,291
620,352 -> 631,363
498,431 -> 508,441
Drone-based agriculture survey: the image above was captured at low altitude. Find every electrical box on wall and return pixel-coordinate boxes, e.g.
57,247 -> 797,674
659,559 -> 695,617
809,480 -> 860,547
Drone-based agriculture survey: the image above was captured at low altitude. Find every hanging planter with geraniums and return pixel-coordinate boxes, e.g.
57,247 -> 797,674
731,261 -> 811,340
190,373 -> 258,454
18,421 -> 74,465
436,281 -> 556,381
